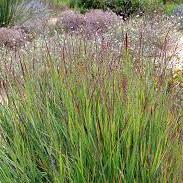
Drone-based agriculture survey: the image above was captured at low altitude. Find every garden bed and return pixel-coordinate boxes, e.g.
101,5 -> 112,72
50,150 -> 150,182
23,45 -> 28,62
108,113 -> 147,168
0,1 -> 182,182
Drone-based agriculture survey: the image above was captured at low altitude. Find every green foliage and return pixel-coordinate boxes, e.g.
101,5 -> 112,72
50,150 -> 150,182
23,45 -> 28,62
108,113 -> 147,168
49,0 -> 71,6
0,0 -> 21,27
70,0 -> 141,15
50,0 -> 182,16
163,0 -> 182,15
0,42 -> 182,182
164,3 -> 178,15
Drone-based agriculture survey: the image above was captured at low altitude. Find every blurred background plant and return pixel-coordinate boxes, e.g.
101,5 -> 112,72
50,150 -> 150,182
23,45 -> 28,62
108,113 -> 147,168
49,0 -> 183,17
173,4 -> 183,30
15,0 -> 50,34
0,0 -> 22,27
0,0 -> 49,28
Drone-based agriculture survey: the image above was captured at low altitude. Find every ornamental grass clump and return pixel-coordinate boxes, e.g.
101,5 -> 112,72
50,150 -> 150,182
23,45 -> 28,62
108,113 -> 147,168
0,31 -> 182,182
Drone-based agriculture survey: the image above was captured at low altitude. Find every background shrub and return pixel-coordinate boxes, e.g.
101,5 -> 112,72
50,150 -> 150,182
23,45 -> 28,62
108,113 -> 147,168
50,0 -> 183,17
57,10 -> 85,33
56,9 -> 120,37
0,27 -> 27,48
73,0 -> 141,16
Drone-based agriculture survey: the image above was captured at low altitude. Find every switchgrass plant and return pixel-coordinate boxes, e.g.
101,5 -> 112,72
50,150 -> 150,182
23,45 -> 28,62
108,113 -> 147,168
0,32 -> 182,182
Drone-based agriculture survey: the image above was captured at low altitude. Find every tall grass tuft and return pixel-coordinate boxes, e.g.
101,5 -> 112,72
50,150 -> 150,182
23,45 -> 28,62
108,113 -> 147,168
0,0 -> 21,27
0,34 -> 182,182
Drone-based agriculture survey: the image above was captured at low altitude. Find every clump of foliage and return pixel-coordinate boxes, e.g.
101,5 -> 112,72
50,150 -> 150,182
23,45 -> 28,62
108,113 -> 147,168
53,9 -> 178,56
56,9 -> 119,36
50,0 -> 183,17
69,0 -> 143,16
0,1 -> 182,182
0,0 -> 48,28
56,10 -> 85,33
0,30 -> 182,181
0,0 -> 21,27
0,27 -> 27,48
